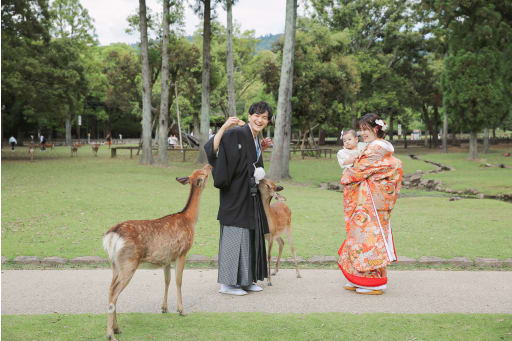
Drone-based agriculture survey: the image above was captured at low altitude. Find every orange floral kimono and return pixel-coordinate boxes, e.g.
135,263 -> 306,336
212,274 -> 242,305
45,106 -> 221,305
338,140 -> 403,288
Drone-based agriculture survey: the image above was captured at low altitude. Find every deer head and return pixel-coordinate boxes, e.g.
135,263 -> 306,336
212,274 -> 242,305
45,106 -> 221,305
258,178 -> 286,202
176,164 -> 212,188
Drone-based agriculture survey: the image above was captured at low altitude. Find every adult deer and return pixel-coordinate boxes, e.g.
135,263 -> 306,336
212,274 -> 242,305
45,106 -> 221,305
70,145 -> 78,157
91,143 -> 100,156
258,178 -> 301,286
102,164 -> 211,341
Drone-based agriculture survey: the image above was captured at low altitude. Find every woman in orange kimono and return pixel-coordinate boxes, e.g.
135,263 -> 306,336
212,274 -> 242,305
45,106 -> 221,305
338,113 -> 403,295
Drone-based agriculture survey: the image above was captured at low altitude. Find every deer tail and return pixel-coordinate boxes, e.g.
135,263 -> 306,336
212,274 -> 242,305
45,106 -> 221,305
102,232 -> 125,269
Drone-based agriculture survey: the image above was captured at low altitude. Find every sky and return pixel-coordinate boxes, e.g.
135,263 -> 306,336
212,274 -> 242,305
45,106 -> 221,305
80,0 -> 288,46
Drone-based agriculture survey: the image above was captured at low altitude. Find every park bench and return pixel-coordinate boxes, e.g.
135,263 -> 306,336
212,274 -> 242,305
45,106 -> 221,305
111,146 -> 199,161
290,148 -> 333,159
110,146 -> 140,158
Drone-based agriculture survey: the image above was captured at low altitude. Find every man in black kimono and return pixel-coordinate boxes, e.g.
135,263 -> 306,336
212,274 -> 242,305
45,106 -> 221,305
204,101 -> 273,295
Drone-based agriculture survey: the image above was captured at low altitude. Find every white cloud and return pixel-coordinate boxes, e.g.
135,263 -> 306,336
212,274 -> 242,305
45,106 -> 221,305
80,0 -> 286,46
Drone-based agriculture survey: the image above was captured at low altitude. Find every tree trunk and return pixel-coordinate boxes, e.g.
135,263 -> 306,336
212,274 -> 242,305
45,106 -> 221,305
308,123 -> 315,148
483,127 -> 489,153
197,0 -> 211,164
193,113 -> 200,138
65,116 -> 72,146
469,131 -> 478,160
388,113 -> 394,141
442,110 -> 448,153
157,0 -> 170,166
139,0 -> 154,165
268,0 -> 297,181
403,126 -> 408,149
432,106 -> 440,147
318,128 -> 325,145
226,0 -> 236,117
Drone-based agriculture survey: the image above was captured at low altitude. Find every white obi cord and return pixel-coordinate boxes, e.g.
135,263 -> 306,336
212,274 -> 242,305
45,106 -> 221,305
253,166 -> 265,184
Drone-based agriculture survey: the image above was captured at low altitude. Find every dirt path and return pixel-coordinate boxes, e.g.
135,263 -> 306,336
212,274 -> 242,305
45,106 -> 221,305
2,269 -> 511,315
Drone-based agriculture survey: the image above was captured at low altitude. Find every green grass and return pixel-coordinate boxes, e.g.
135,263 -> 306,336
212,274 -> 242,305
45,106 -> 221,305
417,149 -> 512,195
2,313 -> 511,340
2,145 -> 512,261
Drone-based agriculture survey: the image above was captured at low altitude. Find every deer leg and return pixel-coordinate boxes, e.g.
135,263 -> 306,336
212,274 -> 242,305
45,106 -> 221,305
267,237 -> 274,286
175,254 -> 186,316
273,237 -> 285,276
285,230 -> 301,278
162,264 -> 171,313
106,261 -> 138,341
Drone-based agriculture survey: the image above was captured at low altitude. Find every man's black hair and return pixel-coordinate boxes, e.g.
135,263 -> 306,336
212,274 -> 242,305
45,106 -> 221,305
248,101 -> 273,122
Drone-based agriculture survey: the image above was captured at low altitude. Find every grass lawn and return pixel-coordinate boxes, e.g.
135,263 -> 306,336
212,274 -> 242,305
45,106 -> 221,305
417,148 -> 512,195
2,145 -> 512,261
2,312 -> 511,340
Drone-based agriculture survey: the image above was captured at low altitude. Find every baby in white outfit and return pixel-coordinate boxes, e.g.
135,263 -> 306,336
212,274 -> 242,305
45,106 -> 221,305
337,129 -> 366,171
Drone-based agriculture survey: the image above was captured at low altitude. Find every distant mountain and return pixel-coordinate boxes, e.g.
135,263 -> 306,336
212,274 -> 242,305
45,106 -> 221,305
184,33 -> 282,52
255,33 -> 282,52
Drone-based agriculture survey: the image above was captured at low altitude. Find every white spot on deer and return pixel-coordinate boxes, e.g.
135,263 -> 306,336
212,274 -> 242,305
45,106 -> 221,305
108,303 -> 116,313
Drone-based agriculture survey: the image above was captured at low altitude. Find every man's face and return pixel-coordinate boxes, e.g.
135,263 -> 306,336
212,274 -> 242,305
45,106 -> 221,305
248,111 -> 269,136
343,134 -> 358,149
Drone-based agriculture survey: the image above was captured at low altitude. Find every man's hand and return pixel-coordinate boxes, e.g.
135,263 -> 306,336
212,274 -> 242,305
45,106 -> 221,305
261,138 -> 273,152
221,117 -> 244,131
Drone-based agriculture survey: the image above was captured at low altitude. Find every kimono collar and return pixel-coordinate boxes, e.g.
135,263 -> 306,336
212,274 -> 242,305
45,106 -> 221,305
242,124 -> 259,163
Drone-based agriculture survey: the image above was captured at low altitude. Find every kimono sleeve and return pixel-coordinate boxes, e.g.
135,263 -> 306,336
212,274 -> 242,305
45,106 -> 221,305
340,142 -> 390,185
205,130 -> 241,189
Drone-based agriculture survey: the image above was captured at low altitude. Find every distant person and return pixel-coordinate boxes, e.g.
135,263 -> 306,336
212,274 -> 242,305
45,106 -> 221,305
168,135 -> 176,149
106,133 -> 112,148
337,129 -> 366,172
338,113 -> 403,295
119,134 -> 122,143
9,136 -> 17,151
40,135 -> 47,151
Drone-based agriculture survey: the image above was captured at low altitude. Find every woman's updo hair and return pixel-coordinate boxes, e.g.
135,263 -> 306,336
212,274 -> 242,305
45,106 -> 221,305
357,113 -> 386,138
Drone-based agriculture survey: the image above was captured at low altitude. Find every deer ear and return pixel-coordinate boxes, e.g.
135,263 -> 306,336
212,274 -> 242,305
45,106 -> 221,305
196,178 -> 204,187
275,185 -> 284,192
176,177 -> 190,185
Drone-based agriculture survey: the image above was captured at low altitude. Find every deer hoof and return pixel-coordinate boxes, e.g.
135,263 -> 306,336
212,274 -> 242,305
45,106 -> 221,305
271,271 -> 278,276
267,282 -> 272,286
177,308 -> 185,316
113,328 -> 121,335
297,274 -> 302,278
106,334 -> 118,341
162,307 -> 168,313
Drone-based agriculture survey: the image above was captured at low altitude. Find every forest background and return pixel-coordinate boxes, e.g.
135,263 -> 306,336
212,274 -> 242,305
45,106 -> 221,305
2,0 -> 511,164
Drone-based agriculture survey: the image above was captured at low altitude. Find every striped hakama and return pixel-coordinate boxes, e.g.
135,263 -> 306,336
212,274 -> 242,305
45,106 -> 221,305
218,225 -> 254,286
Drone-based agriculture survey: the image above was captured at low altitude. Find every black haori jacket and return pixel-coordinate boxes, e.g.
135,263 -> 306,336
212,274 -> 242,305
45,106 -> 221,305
204,124 -> 269,233
205,124 -> 269,281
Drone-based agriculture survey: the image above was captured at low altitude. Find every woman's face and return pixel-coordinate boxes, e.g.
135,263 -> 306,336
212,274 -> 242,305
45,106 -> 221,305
248,111 -> 269,136
359,125 -> 378,143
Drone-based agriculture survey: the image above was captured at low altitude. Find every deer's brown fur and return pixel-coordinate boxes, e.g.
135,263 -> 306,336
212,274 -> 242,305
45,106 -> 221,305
258,178 -> 301,286
103,164 -> 211,340
91,144 -> 100,156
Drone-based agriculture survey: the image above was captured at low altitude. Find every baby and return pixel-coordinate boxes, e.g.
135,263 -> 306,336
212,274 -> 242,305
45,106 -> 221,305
337,129 -> 366,171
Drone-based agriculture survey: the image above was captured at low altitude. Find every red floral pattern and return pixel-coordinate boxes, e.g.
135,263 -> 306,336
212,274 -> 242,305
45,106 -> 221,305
337,140 -> 403,287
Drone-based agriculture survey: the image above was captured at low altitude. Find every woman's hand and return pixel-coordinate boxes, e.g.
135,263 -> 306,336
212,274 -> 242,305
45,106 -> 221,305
261,138 -> 273,152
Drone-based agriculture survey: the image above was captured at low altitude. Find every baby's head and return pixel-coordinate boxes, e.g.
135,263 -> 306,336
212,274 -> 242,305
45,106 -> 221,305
342,129 -> 358,150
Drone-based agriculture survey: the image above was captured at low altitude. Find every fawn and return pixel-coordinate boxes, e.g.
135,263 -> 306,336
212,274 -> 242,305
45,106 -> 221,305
102,164 -> 211,341
71,145 -> 78,157
258,178 -> 301,286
